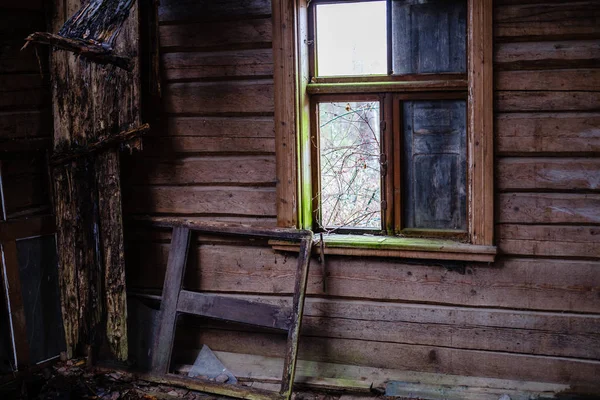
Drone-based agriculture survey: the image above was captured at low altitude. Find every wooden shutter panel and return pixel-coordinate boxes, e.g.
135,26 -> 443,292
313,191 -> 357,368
402,100 -> 466,230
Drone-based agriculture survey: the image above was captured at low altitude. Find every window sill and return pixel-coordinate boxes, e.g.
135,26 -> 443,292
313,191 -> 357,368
270,234 -> 496,263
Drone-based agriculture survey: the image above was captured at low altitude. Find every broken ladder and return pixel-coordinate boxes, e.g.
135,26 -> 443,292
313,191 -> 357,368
147,219 -> 313,400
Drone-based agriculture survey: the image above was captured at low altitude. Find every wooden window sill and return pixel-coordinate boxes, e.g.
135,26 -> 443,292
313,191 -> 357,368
270,234 -> 496,263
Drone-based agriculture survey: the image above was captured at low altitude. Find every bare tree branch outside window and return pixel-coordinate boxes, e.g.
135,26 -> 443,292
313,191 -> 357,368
318,101 -> 382,230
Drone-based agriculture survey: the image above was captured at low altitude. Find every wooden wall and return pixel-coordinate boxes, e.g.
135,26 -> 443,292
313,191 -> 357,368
122,0 -> 600,393
0,0 -> 52,218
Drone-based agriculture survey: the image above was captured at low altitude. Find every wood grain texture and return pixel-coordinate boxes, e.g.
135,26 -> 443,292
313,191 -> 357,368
497,193 -> 600,224
141,136 -> 276,155
123,156 -> 276,185
0,75 -> 47,109
496,91 -> 600,112
164,116 -> 274,137
125,186 -> 276,216
496,69 -> 600,91
128,243 -> 600,313
497,158 -> 600,190
164,80 -> 274,114
160,18 -> 272,50
497,225 -> 600,258
162,49 -> 273,81
494,40 -> 600,70
170,293 -> 600,359
176,328 -> 600,389
151,227 -> 191,373
494,2 -> 600,40
495,112 -> 600,154
468,0 -> 494,245
271,0 -> 300,228
0,110 -> 52,139
158,0 -> 271,23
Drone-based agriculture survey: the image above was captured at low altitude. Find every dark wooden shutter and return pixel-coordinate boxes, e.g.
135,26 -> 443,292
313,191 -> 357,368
391,0 -> 466,74
402,100 -> 466,230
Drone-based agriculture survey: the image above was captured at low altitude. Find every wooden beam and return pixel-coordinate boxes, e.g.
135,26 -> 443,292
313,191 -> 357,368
151,227 -> 191,374
468,0 -> 494,246
177,291 -> 291,331
50,123 -> 149,165
23,32 -> 132,71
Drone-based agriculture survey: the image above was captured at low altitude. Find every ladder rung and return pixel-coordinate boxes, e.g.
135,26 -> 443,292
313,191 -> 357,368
177,291 -> 291,331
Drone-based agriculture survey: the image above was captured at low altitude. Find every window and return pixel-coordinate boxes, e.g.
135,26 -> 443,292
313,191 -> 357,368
271,0 -> 495,261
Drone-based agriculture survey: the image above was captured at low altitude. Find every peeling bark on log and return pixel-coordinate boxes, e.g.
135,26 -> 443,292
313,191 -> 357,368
51,0 -> 139,361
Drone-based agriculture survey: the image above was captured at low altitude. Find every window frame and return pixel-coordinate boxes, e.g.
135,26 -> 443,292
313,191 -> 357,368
271,0 -> 495,262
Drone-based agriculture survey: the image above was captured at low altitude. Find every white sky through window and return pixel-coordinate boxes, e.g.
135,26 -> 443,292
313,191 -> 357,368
316,1 -> 387,76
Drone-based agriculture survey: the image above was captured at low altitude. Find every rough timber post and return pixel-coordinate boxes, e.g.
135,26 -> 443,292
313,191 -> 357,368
50,0 -> 140,361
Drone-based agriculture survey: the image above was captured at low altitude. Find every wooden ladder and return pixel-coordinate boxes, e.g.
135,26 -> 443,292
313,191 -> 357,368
148,220 -> 313,400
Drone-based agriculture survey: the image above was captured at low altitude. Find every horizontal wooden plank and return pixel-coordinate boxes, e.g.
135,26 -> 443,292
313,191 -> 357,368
177,291 -> 289,330
0,1 -> 44,11
164,116 -> 274,138
127,243 -> 600,313
497,158 -> 600,190
494,40 -> 600,70
495,112 -> 600,154
176,329 -> 600,388
497,225 -> 600,258
496,91 -> 600,112
0,74 -> 47,109
498,193 -> 600,224
160,18 -> 272,50
2,174 -> 49,216
496,69 -> 600,91
164,80 -> 274,114
171,294 -> 600,359
140,136 -> 275,154
123,155 -> 276,185
162,49 -> 274,81
494,2 -> 600,40
0,110 -> 51,139
0,9 -> 45,35
124,186 -> 276,216
0,39 -> 48,74
158,0 -> 271,23
178,350 -> 573,398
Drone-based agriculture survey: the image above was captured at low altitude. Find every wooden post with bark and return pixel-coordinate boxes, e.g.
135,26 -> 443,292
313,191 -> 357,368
46,0 -> 140,361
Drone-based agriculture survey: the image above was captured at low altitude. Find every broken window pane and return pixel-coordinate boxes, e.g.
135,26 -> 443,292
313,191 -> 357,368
316,1 -> 387,76
318,101 -> 382,229
392,0 -> 466,74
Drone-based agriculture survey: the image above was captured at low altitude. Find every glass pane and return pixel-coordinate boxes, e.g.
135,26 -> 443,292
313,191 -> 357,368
402,100 -> 466,230
319,101 -> 382,229
392,0 -> 466,74
316,2 -> 387,76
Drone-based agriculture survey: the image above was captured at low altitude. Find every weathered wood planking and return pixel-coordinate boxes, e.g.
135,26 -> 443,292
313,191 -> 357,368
497,158 -> 600,191
497,193 -> 600,224
496,69 -> 600,91
162,49 -> 274,81
141,137 -> 276,155
497,225 -> 600,259
0,38 -> 48,74
158,0 -> 271,23
164,293 -> 600,360
164,80 -> 274,114
494,2 -> 600,40
495,40 -> 600,70
125,186 -> 276,216
495,112 -> 600,154
496,91 -> 600,112
123,156 -> 276,185
0,75 -> 47,109
0,110 -> 51,139
128,243 -> 600,313
160,18 -> 272,51
164,116 -> 274,137
175,328 -> 600,388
